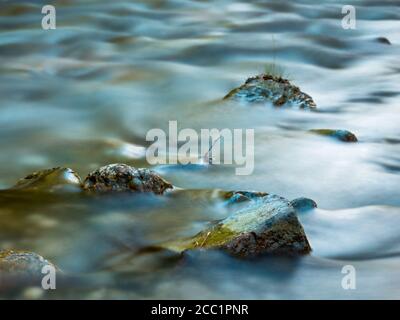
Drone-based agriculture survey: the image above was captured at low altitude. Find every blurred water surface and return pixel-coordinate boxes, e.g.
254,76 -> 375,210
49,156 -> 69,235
0,0 -> 399,299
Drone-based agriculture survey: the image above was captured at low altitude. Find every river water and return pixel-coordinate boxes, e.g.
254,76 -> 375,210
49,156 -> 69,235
0,0 -> 399,299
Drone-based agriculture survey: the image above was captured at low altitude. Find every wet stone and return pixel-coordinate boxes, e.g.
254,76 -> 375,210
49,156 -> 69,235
83,163 -> 173,195
310,129 -> 358,142
11,167 -> 82,192
223,190 -> 268,205
0,250 -> 54,277
290,197 -> 317,212
375,37 -> 391,45
224,74 -> 317,110
163,194 -> 312,258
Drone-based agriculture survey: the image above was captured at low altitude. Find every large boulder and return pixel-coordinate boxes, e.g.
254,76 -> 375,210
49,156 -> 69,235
83,163 -> 173,194
11,167 -> 82,192
163,194 -> 312,257
224,74 -> 317,110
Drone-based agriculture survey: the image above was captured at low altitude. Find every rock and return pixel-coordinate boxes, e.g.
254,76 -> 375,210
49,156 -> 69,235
290,197 -> 317,212
11,167 -> 82,192
224,74 -> 317,110
163,194 -> 311,257
310,129 -> 358,142
223,190 -> 268,205
376,37 -> 391,45
0,250 -> 55,277
83,163 -> 173,194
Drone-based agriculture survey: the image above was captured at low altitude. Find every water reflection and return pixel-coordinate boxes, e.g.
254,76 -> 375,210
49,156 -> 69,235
0,0 -> 399,299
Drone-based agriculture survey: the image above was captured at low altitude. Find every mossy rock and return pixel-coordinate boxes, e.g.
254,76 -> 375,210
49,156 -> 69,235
83,163 -> 173,195
11,167 -> 82,192
310,129 -> 358,142
0,250 -> 55,277
162,194 -> 312,257
224,74 -> 317,110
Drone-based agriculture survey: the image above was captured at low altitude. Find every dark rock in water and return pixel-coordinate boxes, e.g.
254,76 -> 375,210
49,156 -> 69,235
290,197 -> 317,212
376,37 -> 391,45
162,194 -> 311,257
223,190 -> 268,205
224,74 -> 317,110
0,250 -> 55,277
310,129 -> 358,142
83,163 -> 173,195
11,167 -> 82,192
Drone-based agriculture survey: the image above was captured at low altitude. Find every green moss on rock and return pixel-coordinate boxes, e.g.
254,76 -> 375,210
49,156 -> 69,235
162,194 -> 312,257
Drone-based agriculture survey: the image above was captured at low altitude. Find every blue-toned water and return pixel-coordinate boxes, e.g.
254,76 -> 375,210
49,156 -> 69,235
0,0 -> 399,299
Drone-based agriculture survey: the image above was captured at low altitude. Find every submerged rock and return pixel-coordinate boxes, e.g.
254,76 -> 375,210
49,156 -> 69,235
223,190 -> 268,205
83,163 -> 173,194
290,197 -> 317,212
224,74 -> 317,110
375,37 -> 391,45
163,194 -> 311,257
310,129 -> 358,142
0,250 -> 55,277
11,167 -> 82,192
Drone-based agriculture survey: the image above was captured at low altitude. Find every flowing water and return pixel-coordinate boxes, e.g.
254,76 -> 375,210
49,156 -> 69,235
0,0 -> 400,299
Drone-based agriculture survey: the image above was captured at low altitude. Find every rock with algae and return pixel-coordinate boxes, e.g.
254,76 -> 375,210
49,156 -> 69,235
163,194 -> 311,257
0,250 -> 55,277
11,167 -> 82,192
83,163 -> 173,194
224,74 -> 317,110
309,129 -> 358,142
